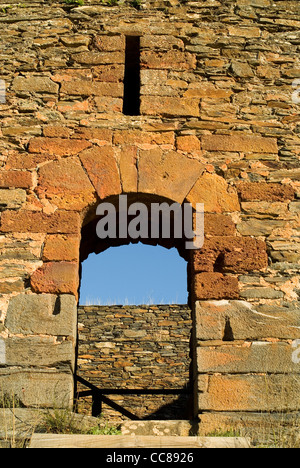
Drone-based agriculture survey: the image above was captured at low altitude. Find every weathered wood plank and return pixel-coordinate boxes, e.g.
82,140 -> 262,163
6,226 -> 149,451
29,434 -> 251,449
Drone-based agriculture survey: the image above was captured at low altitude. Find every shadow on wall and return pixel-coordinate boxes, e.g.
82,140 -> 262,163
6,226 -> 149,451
76,303 -> 193,421
144,388 -> 193,421
87,387 -> 193,421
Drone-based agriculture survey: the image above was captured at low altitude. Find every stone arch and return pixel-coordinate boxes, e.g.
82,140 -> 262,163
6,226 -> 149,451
77,193 -> 195,420
28,136 -> 245,301
71,173 -> 240,419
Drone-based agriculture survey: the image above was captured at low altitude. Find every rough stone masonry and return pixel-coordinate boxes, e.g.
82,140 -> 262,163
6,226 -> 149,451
77,304 -> 192,421
0,0 -> 299,434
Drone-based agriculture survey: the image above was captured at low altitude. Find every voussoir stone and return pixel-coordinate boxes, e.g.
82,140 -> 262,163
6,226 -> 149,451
186,173 -> 240,213
37,156 -> 97,210
79,146 -> 122,200
138,148 -> 204,204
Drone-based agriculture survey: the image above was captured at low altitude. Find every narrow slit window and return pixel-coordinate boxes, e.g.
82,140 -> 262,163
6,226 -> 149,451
123,36 -> 140,116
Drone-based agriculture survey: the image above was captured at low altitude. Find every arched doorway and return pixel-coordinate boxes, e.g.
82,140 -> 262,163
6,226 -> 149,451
75,194 -> 195,421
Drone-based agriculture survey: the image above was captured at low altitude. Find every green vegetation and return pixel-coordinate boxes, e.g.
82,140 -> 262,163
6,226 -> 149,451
206,428 -> 242,438
87,424 -> 122,436
130,0 -> 142,9
0,392 -> 23,409
1,5 -> 13,13
101,0 -> 119,6
43,408 -> 83,435
42,408 -> 121,435
62,0 -> 142,8
64,0 -> 85,6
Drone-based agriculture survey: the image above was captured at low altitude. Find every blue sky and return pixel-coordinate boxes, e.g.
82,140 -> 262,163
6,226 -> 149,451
79,243 -> 188,306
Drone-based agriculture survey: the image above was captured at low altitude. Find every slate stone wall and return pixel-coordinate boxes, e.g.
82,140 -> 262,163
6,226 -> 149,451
77,304 -> 192,420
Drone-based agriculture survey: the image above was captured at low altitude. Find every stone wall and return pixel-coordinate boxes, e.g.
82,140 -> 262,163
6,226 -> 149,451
77,305 -> 192,421
0,0 -> 299,433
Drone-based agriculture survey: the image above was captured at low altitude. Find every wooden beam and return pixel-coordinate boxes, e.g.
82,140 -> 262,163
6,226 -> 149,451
29,434 -> 251,449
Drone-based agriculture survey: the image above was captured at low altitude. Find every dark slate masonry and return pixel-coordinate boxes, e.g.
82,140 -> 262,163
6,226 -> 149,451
77,305 -> 192,421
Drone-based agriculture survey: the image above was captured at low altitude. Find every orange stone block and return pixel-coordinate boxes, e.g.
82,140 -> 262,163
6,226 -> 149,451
223,238 -> 268,272
201,134 -> 278,153
192,237 -> 268,273
118,145 -> 138,193
186,173 -> 240,213
198,374 -> 300,412
93,35 -> 125,52
0,211 -> 81,234
37,156 -> 97,210
43,235 -> 80,262
0,171 -> 32,189
5,152 -> 61,170
74,128 -> 113,143
60,81 -> 123,97
140,96 -> 200,117
92,64 -> 125,83
79,146 -> 122,200
193,272 -> 239,300
176,135 -> 201,153
204,214 -> 236,236
236,182 -> 295,201
43,126 -> 72,138
141,50 -> 196,70
30,262 -> 79,296
28,137 -> 92,156
138,148 -> 204,204
113,130 -> 175,147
